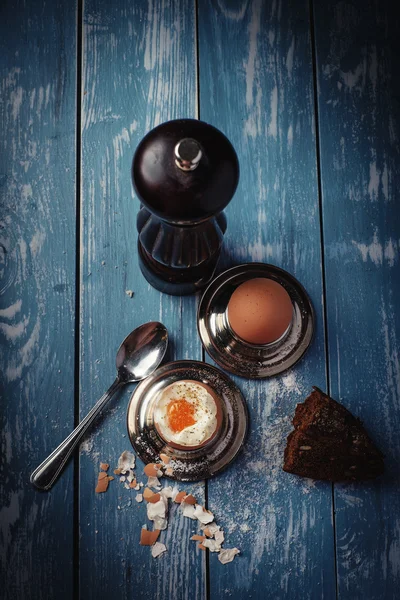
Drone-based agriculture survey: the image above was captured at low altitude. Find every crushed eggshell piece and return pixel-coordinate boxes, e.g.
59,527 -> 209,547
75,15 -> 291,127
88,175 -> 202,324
159,453 -> 170,464
147,497 -> 167,520
203,539 -> 221,553
182,494 -> 196,505
129,479 -> 137,489
182,504 -> 197,519
108,476 -> 114,482
191,535 -> 206,542
193,505 -> 214,524
215,529 -> 224,545
160,486 -> 175,500
144,463 -> 163,478
140,528 -> 160,546
100,463 -> 109,471
153,516 -> 168,530
114,468 -> 122,475
202,522 -> 220,536
117,450 -> 136,472
143,487 -> 157,501
151,542 -> 167,558
147,476 -> 161,489
147,493 -> 161,504
95,472 -> 109,493
218,548 -> 240,564
135,494 -> 143,503
174,491 -> 187,504
165,467 -> 174,477
198,544 -> 207,551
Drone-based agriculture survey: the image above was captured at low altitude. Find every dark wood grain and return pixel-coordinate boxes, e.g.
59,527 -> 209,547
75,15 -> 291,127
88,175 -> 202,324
79,1 -> 206,598
0,1 -> 77,598
314,1 -> 400,598
198,1 -> 336,598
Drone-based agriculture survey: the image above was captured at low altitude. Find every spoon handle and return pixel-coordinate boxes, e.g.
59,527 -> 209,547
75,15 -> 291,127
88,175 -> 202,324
30,378 -> 121,491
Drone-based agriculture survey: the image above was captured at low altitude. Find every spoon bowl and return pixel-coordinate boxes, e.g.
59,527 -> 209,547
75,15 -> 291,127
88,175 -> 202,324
116,322 -> 168,382
31,321 -> 168,491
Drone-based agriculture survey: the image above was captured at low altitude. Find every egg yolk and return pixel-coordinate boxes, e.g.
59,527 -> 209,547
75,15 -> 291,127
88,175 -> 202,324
167,399 -> 197,432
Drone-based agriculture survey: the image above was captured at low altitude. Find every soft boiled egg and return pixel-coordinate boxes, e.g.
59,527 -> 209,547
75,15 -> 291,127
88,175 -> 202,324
227,277 -> 293,345
153,380 -> 221,450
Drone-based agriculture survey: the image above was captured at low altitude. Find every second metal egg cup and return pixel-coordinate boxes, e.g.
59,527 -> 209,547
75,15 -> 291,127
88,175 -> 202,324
197,263 -> 315,379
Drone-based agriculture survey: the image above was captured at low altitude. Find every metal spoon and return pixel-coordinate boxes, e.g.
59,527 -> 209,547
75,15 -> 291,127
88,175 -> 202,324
30,321 -> 168,491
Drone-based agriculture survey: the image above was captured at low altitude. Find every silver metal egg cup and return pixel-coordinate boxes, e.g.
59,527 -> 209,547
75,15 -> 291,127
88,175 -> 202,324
197,263 -> 315,379
127,360 -> 248,481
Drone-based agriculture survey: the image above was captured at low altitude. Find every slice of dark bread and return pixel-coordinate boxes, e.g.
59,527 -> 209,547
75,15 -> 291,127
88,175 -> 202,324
283,387 -> 384,482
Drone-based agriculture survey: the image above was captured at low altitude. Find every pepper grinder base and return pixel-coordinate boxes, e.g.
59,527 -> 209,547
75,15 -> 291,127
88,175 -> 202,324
138,241 -> 220,296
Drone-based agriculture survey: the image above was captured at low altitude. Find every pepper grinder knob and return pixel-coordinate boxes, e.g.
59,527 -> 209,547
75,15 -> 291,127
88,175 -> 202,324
174,138 -> 202,171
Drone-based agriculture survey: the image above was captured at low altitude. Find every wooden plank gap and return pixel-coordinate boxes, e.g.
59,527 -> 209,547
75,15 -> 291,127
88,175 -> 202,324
195,0 -> 200,119
73,1 -> 84,599
308,1 -> 338,599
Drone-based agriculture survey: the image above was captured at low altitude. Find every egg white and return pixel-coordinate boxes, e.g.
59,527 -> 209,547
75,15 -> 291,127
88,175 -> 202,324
154,381 -> 218,447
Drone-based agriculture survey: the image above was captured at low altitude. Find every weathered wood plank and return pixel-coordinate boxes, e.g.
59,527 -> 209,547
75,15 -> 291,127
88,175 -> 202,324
314,1 -> 400,598
0,1 -> 77,598
198,1 -> 336,598
79,1 -> 205,598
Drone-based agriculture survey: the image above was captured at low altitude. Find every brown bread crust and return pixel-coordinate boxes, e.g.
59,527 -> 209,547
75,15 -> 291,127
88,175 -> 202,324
283,387 -> 384,482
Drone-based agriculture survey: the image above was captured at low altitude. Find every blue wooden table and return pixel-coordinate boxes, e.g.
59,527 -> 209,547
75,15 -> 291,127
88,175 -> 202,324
1,1 -> 399,598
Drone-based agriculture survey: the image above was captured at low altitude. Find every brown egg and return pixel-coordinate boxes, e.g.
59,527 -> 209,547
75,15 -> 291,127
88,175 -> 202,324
227,278 -> 293,345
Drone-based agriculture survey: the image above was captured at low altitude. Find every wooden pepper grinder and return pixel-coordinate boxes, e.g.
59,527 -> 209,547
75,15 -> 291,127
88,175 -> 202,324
132,119 -> 239,295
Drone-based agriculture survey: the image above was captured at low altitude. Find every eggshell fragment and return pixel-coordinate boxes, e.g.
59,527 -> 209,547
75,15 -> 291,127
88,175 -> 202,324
160,486 -> 176,500
143,488 -> 161,503
140,529 -> 160,546
191,535 -> 206,542
165,467 -> 174,477
147,493 -> 161,504
198,544 -> 207,551
159,453 -> 170,464
129,479 -> 137,489
117,451 -> 136,472
182,504 -> 197,519
147,476 -> 161,489
100,463 -> 109,471
214,529 -> 225,546
193,505 -> 214,524
218,548 -> 240,564
147,496 -> 168,530
203,522 -> 221,537
203,539 -> 221,552
182,494 -> 196,505
144,463 -> 163,478
151,542 -> 167,558
95,472 -> 109,493
174,491 -> 187,504
153,517 -> 168,530
135,494 -> 143,503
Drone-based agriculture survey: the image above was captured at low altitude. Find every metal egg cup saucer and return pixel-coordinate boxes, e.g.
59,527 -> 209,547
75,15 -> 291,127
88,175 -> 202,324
127,360 -> 249,481
197,263 -> 315,379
